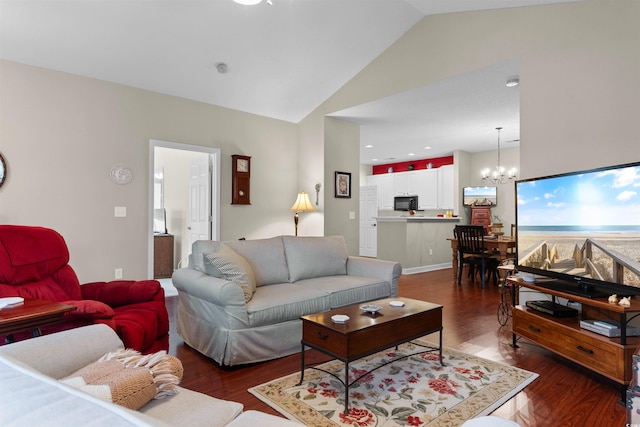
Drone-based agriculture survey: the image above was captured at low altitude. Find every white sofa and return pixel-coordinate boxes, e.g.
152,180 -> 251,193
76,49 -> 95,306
172,235 -> 402,366
0,324 -> 302,427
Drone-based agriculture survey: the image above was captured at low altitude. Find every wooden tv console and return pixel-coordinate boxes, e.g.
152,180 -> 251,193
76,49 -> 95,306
508,277 -> 640,400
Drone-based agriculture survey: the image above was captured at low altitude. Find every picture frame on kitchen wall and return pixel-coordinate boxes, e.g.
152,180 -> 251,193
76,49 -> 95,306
334,171 -> 351,199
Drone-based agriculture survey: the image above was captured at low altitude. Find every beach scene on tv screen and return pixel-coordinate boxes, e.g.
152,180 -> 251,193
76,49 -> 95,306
463,187 -> 496,206
516,164 -> 640,288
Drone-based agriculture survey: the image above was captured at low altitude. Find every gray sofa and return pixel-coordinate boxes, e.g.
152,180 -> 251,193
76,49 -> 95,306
0,324 -> 302,427
172,235 -> 402,366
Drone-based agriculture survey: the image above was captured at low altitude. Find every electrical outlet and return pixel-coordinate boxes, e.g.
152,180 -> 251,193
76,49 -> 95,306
115,268 -> 123,279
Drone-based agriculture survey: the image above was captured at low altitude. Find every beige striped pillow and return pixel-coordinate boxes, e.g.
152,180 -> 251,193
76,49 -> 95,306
203,248 -> 256,302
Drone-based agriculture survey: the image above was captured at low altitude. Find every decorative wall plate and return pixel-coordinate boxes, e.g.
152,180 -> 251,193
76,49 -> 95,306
110,164 -> 133,185
0,152 -> 6,189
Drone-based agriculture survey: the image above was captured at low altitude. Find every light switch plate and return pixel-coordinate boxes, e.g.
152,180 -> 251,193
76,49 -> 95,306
114,206 -> 127,217
349,211 -> 356,220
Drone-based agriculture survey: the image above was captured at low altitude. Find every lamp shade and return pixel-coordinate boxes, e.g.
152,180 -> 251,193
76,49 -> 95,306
290,192 -> 315,213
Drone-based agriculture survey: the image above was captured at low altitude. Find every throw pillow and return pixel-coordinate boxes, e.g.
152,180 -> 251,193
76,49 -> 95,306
225,237 -> 290,286
203,247 -> 256,302
61,349 -> 183,410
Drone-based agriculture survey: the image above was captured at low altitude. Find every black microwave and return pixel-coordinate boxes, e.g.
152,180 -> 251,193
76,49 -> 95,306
394,195 -> 418,211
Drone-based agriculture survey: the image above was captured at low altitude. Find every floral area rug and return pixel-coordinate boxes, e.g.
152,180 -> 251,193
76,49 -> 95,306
248,339 -> 537,427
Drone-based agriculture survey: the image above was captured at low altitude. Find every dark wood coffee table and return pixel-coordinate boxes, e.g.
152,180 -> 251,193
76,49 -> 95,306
299,297 -> 443,413
0,299 -> 76,344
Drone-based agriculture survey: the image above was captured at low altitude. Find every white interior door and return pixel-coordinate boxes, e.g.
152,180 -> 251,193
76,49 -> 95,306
359,185 -> 378,257
188,155 -> 212,248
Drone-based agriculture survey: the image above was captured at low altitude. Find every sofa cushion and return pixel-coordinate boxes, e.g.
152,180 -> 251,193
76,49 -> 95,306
140,386 -> 244,427
0,355 -> 170,426
294,275 -> 392,309
245,283 -> 330,327
202,248 -> 256,302
282,236 -> 348,282
225,237 -> 289,286
190,240 -> 222,272
61,349 -> 183,410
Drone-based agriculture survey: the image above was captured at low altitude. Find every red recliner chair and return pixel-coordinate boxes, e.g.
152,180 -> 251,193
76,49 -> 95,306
0,225 -> 169,353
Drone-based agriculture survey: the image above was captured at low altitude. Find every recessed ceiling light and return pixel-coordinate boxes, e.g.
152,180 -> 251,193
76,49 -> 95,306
506,77 -> 519,87
372,158 -> 379,162
408,153 -> 416,156
424,146 -> 432,150
365,144 -> 373,148
234,0 -> 262,5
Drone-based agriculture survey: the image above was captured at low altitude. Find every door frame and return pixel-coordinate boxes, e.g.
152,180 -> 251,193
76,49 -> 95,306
148,139 -> 220,279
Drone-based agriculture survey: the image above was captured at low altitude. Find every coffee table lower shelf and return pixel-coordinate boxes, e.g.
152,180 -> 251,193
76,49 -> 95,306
297,297 -> 443,414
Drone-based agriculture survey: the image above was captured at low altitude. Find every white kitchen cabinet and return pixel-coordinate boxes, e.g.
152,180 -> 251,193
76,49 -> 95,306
438,165 -> 454,209
393,173 -> 409,196
411,169 -> 438,209
368,173 -> 395,210
366,164 -> 455,211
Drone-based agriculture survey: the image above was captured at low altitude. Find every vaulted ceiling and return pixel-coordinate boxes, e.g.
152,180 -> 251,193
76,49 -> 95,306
0,0 -> 584,163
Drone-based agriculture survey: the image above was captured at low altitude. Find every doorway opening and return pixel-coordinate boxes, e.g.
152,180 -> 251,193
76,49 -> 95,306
148,140 -> 220,280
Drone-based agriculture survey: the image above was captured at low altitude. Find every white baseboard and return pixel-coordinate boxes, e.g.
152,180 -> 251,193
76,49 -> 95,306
402,263 -> 451,275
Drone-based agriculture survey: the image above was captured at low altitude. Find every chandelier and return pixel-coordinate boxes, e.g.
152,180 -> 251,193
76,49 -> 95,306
481,127 -> 517,185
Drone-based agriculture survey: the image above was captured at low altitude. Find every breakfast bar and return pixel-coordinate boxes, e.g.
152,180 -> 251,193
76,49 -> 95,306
376,216 -> 459,273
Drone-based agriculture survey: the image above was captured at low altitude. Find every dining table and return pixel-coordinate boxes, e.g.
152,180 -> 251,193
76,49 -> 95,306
447,236 -> 516,281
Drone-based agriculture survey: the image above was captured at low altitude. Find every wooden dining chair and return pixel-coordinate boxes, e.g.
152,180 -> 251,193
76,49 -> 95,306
454,225 -> 499,288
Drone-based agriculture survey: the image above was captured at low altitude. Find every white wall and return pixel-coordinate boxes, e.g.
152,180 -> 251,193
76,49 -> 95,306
305,0 -> 640,253
0,60 -> 298,282
324,117 -> 360,248
0,0 -> 637,279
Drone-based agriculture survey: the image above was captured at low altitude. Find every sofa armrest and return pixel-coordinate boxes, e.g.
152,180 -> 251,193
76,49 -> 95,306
0,324 -> 124,379
172,268 -> 247,307
346,256 -> 402,296
80,280 -> 165,307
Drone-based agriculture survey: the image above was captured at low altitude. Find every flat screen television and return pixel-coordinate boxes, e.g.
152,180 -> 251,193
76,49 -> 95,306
463,186 -> 497,206
515,161 -> 640,298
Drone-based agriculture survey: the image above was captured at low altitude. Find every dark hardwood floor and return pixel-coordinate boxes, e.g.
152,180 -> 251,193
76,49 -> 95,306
166,269 -> 627,426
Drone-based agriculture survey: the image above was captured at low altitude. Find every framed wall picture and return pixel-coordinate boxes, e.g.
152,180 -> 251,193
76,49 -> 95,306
334,171 -> 351,198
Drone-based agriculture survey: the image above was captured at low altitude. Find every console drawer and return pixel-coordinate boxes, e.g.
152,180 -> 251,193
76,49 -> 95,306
472,210 -> 491,219
302,322 -> 348,357
513,308 -> 625,381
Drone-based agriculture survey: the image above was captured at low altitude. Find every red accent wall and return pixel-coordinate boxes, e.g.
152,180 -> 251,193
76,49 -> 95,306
372,155 -> 453,175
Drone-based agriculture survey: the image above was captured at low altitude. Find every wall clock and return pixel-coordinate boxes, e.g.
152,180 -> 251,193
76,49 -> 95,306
231,155 -> 251,205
